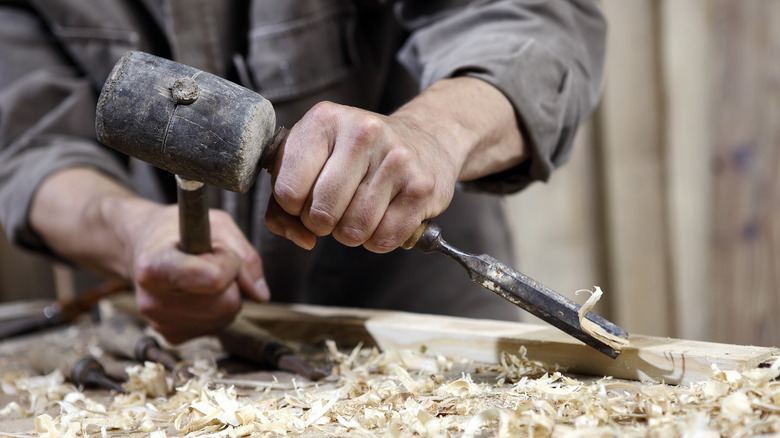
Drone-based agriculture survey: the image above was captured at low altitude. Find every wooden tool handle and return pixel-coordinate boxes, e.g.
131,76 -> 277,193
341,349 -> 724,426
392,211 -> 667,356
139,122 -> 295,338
29,342 -> 87,376
176,175 -> 212,254
401,222 -> 428,250
98,313 -> 147,361
217,316 -> 292,367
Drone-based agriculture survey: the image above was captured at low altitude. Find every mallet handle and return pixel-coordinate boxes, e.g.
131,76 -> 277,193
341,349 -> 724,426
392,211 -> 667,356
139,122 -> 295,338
176,175 -> 212,254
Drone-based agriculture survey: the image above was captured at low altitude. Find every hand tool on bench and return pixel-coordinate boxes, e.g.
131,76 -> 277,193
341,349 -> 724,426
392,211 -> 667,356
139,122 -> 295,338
217,315 -> 330,381
0,279 -> 129,340
95,51 -> 629,359
98,312 -> 188,378
29,341 -> 127,393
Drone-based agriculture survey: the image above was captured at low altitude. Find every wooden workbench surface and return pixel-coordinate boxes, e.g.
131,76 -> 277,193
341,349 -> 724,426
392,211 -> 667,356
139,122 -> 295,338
1,302 -> 779,437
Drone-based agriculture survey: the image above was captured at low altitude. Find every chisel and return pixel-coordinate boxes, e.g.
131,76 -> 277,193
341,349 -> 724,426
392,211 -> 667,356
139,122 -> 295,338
403,221 -> 629,358
98,312 -> 185,375
28,342 -> 126,393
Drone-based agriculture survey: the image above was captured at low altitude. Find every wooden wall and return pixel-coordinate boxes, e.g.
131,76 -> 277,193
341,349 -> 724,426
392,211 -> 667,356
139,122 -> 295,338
508,0 -> 780,347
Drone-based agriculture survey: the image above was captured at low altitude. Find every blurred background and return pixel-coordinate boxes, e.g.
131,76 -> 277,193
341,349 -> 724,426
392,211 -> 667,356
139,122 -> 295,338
1,0 -> 777,347
510,0 -> 779,347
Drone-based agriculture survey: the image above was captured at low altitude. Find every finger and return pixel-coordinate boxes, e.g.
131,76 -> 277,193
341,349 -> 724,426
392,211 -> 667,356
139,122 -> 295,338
271,102 -> 337,217
364,193 -> 428,253
209,212 -> 269,302
265,196 -> 317,250
237,253 -> 269,302
133,245 -> 242,294
301,135 -> 371,237
330,168 -> 397,247
331,136 -> 425,248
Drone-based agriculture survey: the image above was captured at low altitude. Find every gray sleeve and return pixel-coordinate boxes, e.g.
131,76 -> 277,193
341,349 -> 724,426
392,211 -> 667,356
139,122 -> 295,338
0,6 -> 130,254
396,0 -> 607,193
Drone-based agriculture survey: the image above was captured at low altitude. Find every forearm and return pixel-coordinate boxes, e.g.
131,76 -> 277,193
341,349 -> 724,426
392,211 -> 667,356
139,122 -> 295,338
391,76 -> 527,182
28,167 -> 151,279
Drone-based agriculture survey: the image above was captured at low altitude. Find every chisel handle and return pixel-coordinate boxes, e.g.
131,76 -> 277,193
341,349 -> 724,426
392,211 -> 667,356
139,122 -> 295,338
28,342 -> 126,392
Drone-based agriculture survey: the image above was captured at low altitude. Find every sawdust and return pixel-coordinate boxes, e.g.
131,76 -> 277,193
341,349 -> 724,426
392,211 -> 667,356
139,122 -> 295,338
3,341 -> 780,437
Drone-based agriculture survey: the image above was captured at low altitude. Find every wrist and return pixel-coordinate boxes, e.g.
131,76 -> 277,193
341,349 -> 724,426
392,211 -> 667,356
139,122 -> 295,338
93,192 -> 159,278
392,76 -> 526,182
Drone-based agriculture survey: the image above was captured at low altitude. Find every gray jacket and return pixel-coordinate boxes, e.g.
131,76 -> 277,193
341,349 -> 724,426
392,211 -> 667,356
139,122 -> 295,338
0,0 -> 606,320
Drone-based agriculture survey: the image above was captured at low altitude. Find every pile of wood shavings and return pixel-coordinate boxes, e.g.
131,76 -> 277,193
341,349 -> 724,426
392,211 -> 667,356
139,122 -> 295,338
3,344 -> 780,437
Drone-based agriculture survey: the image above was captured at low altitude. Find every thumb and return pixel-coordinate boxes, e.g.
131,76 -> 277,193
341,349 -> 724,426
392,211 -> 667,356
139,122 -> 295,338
236,249 -> 270,303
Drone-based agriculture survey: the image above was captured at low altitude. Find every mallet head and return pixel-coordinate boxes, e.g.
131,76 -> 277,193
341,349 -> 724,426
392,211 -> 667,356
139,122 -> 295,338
96,51 -> 277,193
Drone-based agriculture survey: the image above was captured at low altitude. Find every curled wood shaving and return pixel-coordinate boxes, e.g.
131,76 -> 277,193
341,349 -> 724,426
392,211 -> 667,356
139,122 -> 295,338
575,286 -> 630,352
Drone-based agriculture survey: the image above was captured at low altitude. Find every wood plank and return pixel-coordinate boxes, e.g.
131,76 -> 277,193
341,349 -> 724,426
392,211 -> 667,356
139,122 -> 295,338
239,302 -> 778,387
597,1 -> 674,337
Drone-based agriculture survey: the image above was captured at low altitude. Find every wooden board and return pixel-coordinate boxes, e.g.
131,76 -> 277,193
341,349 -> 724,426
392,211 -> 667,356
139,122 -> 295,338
239,302 -> 778,387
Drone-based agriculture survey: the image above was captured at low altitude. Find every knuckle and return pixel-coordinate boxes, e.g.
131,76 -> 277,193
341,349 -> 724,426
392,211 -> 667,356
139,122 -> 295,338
334,225 -> 368,247
309,100 -> 339,117
242,249 -> 262,269
384,145 -> 416,169
350,114 -> 384,145
404,172 -> 436,200
307,205 -> 339,230
273,181 -> 306,212
198,265 -> 231,292
132,255 -> 158,288
366,237 -> 397,254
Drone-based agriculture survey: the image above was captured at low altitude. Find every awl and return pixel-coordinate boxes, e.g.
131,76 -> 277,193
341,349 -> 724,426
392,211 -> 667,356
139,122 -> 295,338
402,221 -> 629,358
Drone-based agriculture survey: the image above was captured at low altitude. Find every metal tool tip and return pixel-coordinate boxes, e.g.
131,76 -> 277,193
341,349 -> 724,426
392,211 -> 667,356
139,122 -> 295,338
83,370 -> 127,393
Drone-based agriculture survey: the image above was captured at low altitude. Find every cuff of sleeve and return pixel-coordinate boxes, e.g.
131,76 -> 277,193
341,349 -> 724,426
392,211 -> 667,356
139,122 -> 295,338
397,3 -> 605,194
416,38 -> 577,194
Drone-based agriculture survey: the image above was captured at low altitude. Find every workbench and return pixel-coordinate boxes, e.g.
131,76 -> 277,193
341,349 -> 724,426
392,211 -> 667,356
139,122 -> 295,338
0,301 -> 778,437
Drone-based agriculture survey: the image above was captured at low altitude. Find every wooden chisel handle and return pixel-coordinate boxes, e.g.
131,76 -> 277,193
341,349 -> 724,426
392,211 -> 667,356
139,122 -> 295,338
29,342 -> 126,392
401,222 -> 429,250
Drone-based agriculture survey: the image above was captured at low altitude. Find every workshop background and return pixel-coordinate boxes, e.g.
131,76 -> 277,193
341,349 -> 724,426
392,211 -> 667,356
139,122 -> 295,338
1,0 -> 777,348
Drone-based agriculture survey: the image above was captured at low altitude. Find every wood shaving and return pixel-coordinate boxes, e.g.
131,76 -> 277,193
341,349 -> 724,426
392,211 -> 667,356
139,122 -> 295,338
124,362 -> 171,398
576,286 -> 630,352
4,343 -> 780,436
